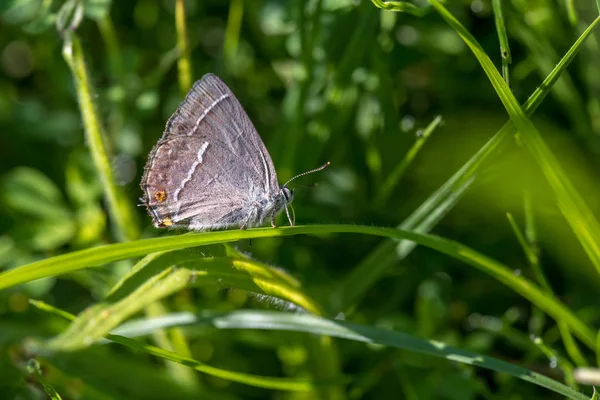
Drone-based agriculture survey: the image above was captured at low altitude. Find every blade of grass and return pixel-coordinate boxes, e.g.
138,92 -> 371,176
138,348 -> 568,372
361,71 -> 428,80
279,0 -> 323,178
370,0 -> 430,16
223,0 -> 243,65
531,336 -> 578,388
29,302 -> 346,392
337,177 -> 475,311
40,249 -> 324,351
564,0 -> 578,27
26,359 -> 63,400
27,328 -> 213,400
5,224 -> 596,349
175,0 -> 192,94
506,212 -> 538,266
96,14 -> 124,82
116,310 -> 592,400
62,35 -> 139,241
144,301 -> 202,392
510,18 -> 591,144
337,14 -> 600,311
597,332 -> 600,366
374,115 -> 442,207
110,333 -> 345,391
492,0 -> 511,85
522,193 -> 588,367
429,0 -> 600,277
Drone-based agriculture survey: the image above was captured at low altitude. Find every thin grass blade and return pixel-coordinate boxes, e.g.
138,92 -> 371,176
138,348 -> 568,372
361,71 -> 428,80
5,224 -> 595,349
337,14 -> 600,311
116,310 -> 591,400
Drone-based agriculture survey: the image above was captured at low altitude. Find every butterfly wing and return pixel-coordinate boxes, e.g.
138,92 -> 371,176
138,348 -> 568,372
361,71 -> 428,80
141,74 -> 280,230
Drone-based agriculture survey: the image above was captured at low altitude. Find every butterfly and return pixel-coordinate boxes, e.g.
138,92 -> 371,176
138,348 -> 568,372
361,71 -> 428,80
140,74 -> 328,231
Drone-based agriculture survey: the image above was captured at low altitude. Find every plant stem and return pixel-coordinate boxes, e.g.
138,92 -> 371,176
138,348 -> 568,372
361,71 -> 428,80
62,35 -> 139,241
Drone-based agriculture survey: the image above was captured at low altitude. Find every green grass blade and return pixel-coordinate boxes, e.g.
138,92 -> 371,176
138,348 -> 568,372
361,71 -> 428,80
506,212 -> 538,266
337,178 -> 474,310
492,0 -> 511,84
107,334 -> 344,391
597,331 -> 600,367
115,310 -> 592,400
564,0 -> 578,27
223,0 -> 243,65
531,336 -> 578,388
26,359 -> 63,400
521,194 -> 589,368
428,1 -> 600,277
374,115 -> 442,207
511,19 -> 591,141
370,0 -> 430,16
62,35 -> 139,241
4,224 -> 596,349
175,0 -> 192,94
41,249 -> 324,352
143,300 -> 202,392
31,301 -> 342,392
339,13 -> 600,311
96,15 -> 124,82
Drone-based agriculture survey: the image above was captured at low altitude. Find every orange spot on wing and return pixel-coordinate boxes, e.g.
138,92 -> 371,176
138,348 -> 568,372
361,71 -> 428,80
155,190 -> 167,203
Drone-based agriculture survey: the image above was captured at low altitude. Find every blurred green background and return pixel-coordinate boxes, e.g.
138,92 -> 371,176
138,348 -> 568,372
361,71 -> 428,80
1,0 -> 600,398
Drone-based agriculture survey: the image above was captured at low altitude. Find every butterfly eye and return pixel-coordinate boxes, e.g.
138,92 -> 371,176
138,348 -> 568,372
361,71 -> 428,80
282,188 -> 294,202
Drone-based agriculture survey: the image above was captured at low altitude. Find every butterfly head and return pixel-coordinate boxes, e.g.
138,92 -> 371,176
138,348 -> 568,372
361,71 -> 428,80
281,187 -> 295,204
279,162 -> 329,227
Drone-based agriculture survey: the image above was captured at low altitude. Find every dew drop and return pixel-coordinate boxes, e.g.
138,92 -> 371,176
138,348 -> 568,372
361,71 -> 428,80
401,115 -> 415,132
471,0 -> 483,13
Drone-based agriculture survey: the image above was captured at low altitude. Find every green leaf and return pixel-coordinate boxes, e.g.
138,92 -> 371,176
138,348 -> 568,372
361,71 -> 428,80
113,310 -> 591,400
65,151 -> 103,206
1,0 -> 53,32
3,225 -> 595,349
0,167 -> 75,251
13,220 -> 75,251
72,204 -> 106,247
1,167 -> 70,219
31,302 -> 345,392
42,248 -> 324,352
83,0 -> 111,20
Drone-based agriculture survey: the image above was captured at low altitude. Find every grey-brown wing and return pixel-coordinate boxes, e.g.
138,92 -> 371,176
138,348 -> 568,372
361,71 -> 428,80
141,74 -> 279,229
163,74 -> 278,192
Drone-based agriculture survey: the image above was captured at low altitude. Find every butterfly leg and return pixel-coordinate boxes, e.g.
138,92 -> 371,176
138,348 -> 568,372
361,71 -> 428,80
270,216 -> 277,228
240,215 -> 250,230
240,206 -> 259,230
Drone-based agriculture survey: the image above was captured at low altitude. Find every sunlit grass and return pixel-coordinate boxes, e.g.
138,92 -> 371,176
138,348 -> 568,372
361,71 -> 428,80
1,0 -> 599,398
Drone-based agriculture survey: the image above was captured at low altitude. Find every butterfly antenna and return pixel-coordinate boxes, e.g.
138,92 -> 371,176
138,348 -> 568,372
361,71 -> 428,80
282,162 -> 331,188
